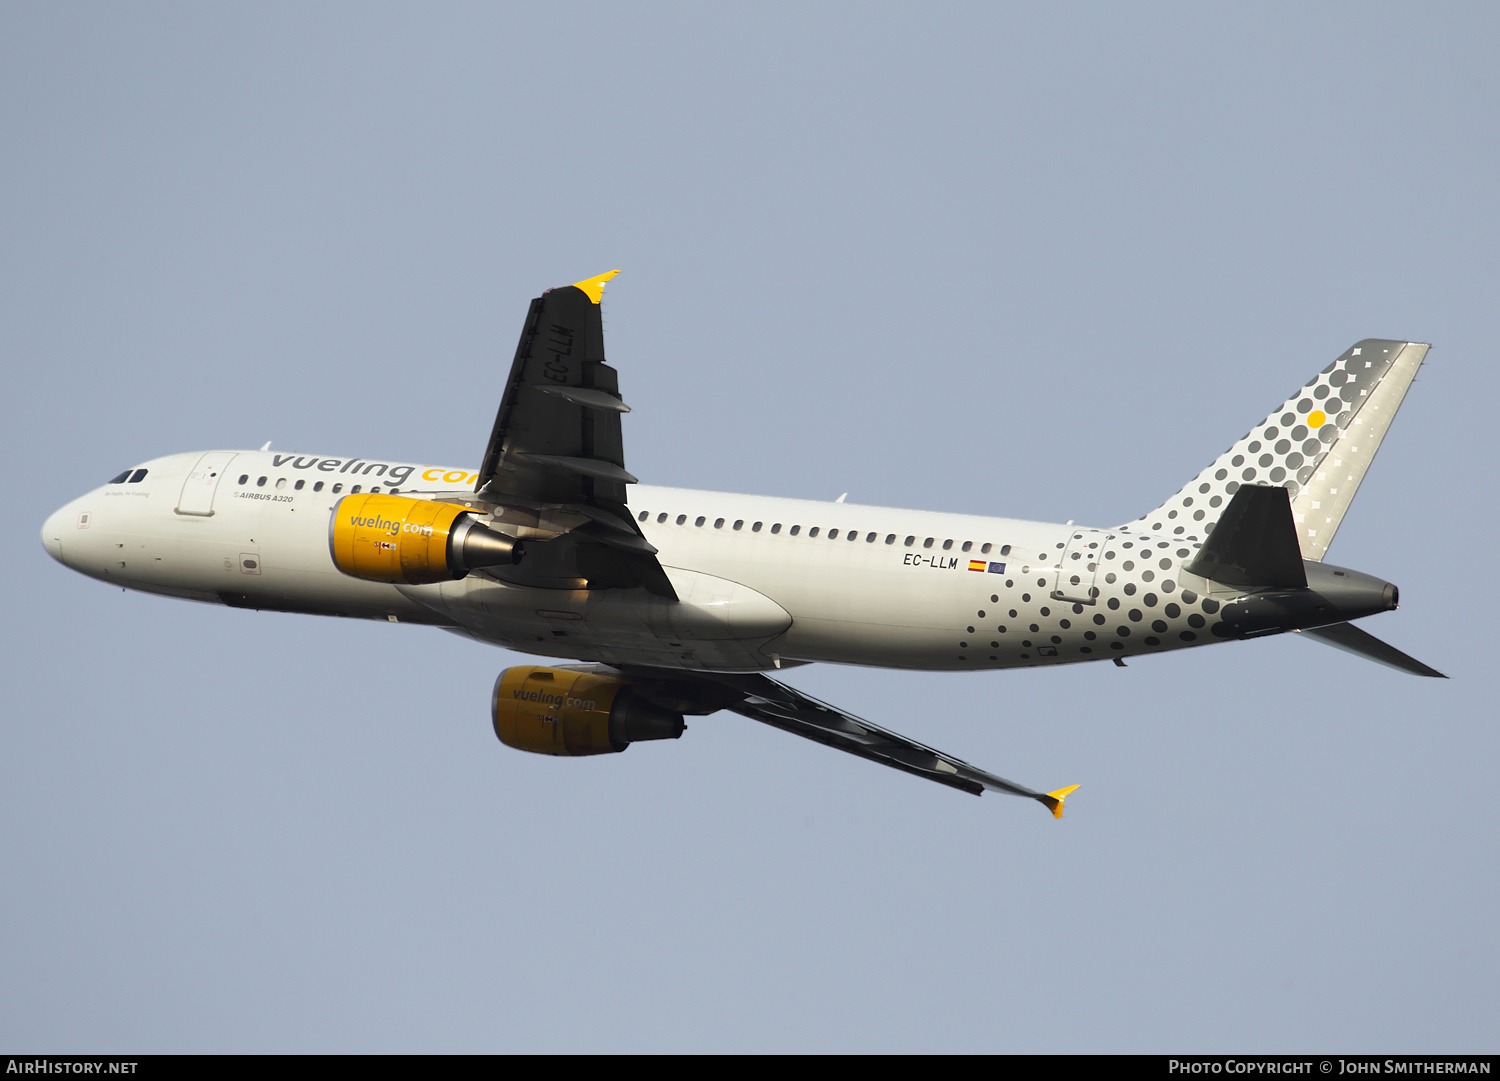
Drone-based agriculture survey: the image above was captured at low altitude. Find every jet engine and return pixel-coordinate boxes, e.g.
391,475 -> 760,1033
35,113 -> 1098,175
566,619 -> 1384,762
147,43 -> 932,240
328,493 -> 523,585
492,666 -> 686,756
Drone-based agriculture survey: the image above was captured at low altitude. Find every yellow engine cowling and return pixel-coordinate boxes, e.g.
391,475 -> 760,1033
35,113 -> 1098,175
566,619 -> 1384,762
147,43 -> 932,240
492,666 -> 686,757
328,493 -> 521,585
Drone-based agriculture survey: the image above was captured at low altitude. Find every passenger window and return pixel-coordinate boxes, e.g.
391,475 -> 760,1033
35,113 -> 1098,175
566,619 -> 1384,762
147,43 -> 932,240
314,481 -> 324,492
275,478 -> 287,489
980,543 -> 991,554
752,522 -> 763,532
238,474 -> 249,485
884,534 -> 895,544
1000,544 -> 1012,555
658,513 -> 668,523
388,488 -> 399,494
676,514 -> 686,525
638,511 -> 649,521
294,479 -> 305,490
257,476 -> 267,487
808,527 -> 819,537
961,541 -> 972,552
923,538 -> 934,548
771,524 -> 782,534
790,525 -> 801,536
331,483 -> 343,493
351,485 -> 362,494
108,470 -> 132,484
904,536 -> 915,546
695,516 -> 705,527
370,486 -> 380,494
942,539 -> 953,550
827,529 -> 838,539
733,520 -> 744,531
128,469 -> 148,483
714,518 -> 724,529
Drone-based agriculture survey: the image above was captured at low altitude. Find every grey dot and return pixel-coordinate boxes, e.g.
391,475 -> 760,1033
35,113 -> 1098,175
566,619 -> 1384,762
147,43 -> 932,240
1314,384 -> 1331,400
1329,370 -> 1347,386
1107,598 -> 1120,610
1165,602 -> 1181,617
1198,483 -> 1211,494
1297,399 -> 1313,413
1242,468 -> 1256,480
1215,469 -> 1228,480
1039,606 -> 1050,616
977,610 -> 986,618
1320,426 -> 1338,443
1193,509 -> 1204,520
1181,590 -> 1198,603
1286,452 -> 1304,469
1202,599 -> 1220,614
1188,613 -> 1206,628
1128,609 -> 1142,622
1179,631 -> 1197,641
1247,441 -> 1262,453
1231,454 -> 1245,467
1291,425 -> 1308,440
1029,623 -> 1039,632
1302,438 -> 1320,454
1093,614 -> 1106,625
1060,619 -> 1071,629
1141,570 -> 1155,582
1274,439 -> 1291,454
991,595 -> 999,603
1009,609 -> 1018,617
1281,412 -> 1296,425
967,626 -> 975,633
1143,593 -> 1158,607
1162,580 -> 1175,592
1117,626 -> 1131,636
1259,454 -> 1274,467
1144,636 -> 1161,646
1263,427 -> 1279,439
1123,582 -> 1136,596
1110,642 -> 1124,650
1225,482 -> 1240,495
1269,467 -> 1286,482
1209,495 -> 1222,508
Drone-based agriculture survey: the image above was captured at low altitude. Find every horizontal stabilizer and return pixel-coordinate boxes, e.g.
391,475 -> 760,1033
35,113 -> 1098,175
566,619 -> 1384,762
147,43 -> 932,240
1298,622 -> 1447,678
1185,484 -> 1307,588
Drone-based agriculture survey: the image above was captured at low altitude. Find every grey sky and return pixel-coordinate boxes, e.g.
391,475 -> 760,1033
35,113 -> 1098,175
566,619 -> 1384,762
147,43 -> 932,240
2,2 -> 1496,1052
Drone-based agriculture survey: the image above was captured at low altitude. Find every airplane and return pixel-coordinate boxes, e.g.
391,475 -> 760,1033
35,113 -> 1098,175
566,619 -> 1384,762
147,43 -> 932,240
39,270 -> 1444,817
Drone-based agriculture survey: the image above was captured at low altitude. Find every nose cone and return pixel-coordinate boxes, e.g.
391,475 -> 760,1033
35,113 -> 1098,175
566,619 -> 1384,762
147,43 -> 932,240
40,505 -> 69,564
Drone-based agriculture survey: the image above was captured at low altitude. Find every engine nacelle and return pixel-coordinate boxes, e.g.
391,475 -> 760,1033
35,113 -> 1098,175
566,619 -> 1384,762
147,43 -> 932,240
328,493 -> 522,585
492,666 -> 686,757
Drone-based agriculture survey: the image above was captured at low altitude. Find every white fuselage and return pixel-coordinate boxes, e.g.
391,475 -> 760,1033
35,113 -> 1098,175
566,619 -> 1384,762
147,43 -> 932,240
42,449 -> 1230,674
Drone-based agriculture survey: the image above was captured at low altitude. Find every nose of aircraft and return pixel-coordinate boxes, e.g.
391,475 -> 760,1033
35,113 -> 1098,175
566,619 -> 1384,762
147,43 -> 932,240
40,502 -> 76,566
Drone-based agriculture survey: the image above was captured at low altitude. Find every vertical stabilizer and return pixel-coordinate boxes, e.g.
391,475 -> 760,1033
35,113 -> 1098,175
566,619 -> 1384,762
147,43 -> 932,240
1127,340 -> 1429,560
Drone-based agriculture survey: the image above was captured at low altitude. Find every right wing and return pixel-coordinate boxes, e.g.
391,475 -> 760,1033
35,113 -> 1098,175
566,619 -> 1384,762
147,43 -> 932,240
613,666 -> 1079,815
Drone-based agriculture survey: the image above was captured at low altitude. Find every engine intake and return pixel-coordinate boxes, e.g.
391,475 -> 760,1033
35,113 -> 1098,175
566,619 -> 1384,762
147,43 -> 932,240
329,493 -> 522,585
492,666 -> 686,756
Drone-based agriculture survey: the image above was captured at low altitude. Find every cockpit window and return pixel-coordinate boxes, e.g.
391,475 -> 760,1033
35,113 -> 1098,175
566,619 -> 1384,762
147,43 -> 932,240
128,469 -> 148,483
108,470 -> 132,484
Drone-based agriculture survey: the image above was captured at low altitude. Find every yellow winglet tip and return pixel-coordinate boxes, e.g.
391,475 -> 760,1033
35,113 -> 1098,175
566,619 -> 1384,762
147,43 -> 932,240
571,269 -> 622,304
1041,784 -> 1080,819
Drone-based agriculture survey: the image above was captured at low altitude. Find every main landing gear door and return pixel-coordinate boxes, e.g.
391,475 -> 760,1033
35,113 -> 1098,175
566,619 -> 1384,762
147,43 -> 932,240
1053,528 -> 1106,605
176,451 -> 238,517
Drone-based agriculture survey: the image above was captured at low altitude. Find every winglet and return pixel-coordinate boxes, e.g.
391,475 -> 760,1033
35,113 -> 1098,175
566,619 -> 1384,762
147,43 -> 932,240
570,269 -> 621,304
1038,784 -> 1080,819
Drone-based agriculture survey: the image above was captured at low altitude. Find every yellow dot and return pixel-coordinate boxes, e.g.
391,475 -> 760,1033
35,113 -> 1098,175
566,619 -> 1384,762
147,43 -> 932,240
1307,410 -> 1326,428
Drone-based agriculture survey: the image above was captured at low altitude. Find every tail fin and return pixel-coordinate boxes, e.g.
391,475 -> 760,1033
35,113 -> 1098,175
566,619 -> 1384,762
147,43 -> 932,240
1128,340 -> 1429,560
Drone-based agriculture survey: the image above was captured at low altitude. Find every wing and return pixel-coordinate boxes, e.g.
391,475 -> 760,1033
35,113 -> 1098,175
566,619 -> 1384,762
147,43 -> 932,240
611,666 -> 1079,815
475,272 -> 676,598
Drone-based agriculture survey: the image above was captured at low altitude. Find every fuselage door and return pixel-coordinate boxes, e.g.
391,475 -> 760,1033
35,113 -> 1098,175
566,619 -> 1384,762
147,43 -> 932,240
1053,528 -> 1106,605
176,451 -> 238,517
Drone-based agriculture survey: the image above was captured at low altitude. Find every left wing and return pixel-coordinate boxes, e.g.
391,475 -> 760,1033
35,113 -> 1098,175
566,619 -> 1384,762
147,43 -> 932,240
474,271 -> 676,597
613,666 -> 1079,815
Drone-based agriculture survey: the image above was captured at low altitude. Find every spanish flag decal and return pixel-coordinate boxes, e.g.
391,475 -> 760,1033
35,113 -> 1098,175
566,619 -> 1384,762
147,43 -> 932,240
968,560 -> 987,572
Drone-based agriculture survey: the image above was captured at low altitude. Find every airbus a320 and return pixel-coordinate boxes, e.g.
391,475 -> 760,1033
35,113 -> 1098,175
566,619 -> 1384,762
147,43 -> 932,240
41,271 -> 1443,816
